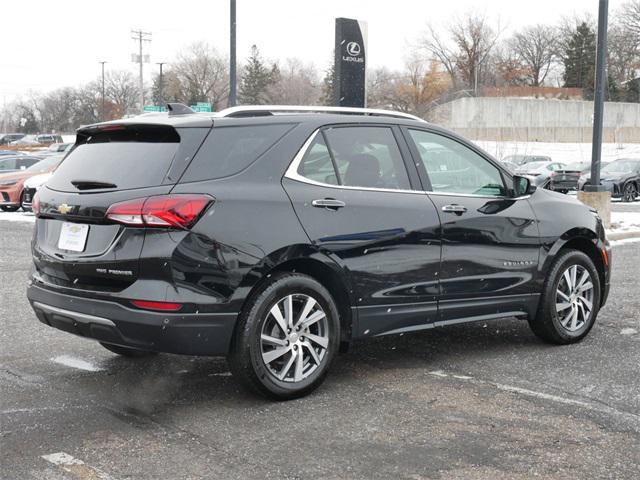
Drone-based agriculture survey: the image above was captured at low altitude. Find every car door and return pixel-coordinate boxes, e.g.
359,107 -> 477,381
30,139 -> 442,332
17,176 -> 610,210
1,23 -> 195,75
403,127 -> 541,324
283,124 -> 441,337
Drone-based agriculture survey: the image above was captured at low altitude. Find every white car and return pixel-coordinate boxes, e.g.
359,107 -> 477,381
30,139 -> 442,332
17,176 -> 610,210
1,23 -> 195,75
21,172 -> 52,211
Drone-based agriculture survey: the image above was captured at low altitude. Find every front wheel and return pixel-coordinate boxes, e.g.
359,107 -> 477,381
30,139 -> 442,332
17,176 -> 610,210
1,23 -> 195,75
528,250 -> 601,344
0,205 -> 19,212
228,273 -> 340,400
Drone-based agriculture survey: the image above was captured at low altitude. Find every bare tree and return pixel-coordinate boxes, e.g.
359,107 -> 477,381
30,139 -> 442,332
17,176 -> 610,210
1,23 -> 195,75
172,42 -> 229,110
104,70 -> 138,118
268,58 -> 321,105
421,12 -> 502,93
620,0 -> 640,45
511,25 -> 559,87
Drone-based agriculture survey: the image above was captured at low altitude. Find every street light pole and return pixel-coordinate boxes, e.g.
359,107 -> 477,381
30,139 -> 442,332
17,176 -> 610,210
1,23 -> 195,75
156,62 -> 167,108
578,0 -> 611,228
99,61 -> 107,121
229,0 -> 237,107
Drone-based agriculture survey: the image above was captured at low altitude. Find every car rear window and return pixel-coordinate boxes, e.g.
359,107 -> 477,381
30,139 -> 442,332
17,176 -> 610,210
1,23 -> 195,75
180,124 -> 293,183
47,125 -> 180,192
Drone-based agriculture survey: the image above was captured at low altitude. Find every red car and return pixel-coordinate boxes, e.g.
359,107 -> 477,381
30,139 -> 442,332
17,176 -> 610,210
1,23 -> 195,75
0,156 -> 62,211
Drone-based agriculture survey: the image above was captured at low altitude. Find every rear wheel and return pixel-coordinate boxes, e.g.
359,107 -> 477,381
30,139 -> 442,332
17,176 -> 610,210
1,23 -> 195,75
528,250 -> 601,344
100,342 -> 157,358
622,182 -> 637,202
228,273 -> 340,400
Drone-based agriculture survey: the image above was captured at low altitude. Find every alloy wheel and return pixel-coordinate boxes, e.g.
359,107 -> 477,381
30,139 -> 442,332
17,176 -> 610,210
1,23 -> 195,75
555,264 -> 594,332
623,183 -> 637,202
260,294 -> 329,382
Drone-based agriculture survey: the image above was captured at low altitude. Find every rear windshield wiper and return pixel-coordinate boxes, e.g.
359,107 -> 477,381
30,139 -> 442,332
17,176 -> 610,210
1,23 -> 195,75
70,180 -> 118,190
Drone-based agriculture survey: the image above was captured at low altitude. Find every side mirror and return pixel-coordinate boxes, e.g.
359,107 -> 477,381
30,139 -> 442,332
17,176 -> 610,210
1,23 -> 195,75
513,175 -> 536,197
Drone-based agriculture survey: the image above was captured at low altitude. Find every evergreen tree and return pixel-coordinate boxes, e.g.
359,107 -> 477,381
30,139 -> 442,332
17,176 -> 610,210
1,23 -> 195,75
238,45 -> 275,105
562,22 -> 597,99
320,59 -> 336,106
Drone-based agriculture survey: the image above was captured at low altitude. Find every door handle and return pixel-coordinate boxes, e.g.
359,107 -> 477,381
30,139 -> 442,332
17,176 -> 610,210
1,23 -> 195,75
312,198 -> 346,210
441,204 -> 467,215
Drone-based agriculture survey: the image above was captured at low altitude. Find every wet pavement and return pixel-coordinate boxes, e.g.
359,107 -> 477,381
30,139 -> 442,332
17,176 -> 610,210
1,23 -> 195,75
1,220 -> 639,479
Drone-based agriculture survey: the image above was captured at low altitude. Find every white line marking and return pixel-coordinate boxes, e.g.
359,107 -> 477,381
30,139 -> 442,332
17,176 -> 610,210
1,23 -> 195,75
52,355 -> 103,372
495,383 -> 592,408
621,328 -> 638,335
42,452 -> 118,480
426,369 -> 640,427
610,237 -> 640,246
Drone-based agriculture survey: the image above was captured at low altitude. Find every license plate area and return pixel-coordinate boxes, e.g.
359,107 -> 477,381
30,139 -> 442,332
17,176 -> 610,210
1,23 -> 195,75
57,222 -> 89,252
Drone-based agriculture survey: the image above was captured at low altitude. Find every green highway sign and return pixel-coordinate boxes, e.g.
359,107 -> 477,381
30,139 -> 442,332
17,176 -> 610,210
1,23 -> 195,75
191,102 -> 212,112
143,105 -> 166,112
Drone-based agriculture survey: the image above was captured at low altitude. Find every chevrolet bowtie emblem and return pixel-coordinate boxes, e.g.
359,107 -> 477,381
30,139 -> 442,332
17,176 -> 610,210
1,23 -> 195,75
57,203 -> 72,215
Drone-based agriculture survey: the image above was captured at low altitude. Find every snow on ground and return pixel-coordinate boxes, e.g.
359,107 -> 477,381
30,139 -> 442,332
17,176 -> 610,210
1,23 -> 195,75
473,141 -> 640,165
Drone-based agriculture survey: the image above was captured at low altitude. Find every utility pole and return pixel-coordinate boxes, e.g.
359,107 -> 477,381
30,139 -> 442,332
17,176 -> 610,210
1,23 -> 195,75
99,61 -> 107,121
131,29 -> 152,112
229,0 -> 237,107
156,62 -> 167,108
578,0 -> 611,228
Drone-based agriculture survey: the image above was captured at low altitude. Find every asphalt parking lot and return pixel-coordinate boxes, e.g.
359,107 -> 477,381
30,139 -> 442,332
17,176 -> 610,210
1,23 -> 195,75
1,216 -> 639,479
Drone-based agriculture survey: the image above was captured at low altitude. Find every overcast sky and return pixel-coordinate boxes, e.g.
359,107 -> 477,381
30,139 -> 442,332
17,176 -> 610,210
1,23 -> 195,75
0,0 -> 628,103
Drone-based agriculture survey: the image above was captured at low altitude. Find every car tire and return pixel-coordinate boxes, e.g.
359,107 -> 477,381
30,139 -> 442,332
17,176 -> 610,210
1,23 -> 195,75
20,191 -> 31,212
100,342 -> 158,358
228,272 -> 340,400
528,249 -> 601,345
0,205 -> 19,212
622,182 -> 637,202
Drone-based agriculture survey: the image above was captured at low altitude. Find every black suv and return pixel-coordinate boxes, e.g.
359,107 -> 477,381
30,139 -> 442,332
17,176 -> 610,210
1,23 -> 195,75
27,105 -> 611,399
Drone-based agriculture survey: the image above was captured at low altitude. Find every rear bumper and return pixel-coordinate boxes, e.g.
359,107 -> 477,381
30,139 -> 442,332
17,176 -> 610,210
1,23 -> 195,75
27,283 -> 237,356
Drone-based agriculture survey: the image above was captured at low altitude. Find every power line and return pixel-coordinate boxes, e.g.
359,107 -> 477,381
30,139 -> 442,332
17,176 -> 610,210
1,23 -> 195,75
131,29 -> 152,112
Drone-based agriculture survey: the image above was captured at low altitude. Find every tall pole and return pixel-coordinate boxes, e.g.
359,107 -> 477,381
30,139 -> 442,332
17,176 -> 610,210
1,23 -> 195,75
229,0 -> 237,107
156,62 -> 166,108
587,0 -> 609,192
99,61 -> 107,121
131,29 -> 152,112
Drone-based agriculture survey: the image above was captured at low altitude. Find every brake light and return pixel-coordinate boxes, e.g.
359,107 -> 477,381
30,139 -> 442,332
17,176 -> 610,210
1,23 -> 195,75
32,192 -> 41,216
131,300 -> 183,312
106,194 -> 212,229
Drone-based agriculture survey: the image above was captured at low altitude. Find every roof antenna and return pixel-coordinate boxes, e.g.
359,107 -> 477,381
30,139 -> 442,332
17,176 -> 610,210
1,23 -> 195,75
167,103 -> 196,116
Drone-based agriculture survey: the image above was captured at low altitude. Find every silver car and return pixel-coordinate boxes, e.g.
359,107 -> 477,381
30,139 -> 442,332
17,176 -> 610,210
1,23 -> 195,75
514,161 -> 566,187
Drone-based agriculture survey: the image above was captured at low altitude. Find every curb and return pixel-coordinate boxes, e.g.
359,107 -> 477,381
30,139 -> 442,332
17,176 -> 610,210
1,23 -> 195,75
607,230 -> 640,241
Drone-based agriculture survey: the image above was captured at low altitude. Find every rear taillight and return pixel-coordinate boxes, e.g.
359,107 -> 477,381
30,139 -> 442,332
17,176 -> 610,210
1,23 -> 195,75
106,194 -> 212,229
32,192 -> 41,216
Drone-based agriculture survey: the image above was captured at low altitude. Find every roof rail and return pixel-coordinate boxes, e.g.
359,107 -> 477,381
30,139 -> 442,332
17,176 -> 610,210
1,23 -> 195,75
214,105 -> 426,122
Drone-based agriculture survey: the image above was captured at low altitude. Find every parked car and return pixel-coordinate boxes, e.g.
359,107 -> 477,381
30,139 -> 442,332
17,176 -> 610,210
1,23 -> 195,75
501,160 -> 519,173
9,134 -> 63,146
39,143 -> 73,156
0,133 -> 26,145
549,161 -> 592,193
502,154 -> 552,166
578,158 -> 640,202
21,172 -> 52,212
27,105 -> 610,400
0,156 -> 62,211
514,160 -> 566,187
0,155 -> 43,174
0,150 -> 25,156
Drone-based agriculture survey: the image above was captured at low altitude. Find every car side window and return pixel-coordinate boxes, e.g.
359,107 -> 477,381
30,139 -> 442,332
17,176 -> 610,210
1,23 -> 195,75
297,134 -> 339,185
408,129 -> 506,197
297,126 -> 411,190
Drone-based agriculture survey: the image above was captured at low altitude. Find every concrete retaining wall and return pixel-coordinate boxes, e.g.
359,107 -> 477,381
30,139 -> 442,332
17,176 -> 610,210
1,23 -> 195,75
427,97 -> 640,143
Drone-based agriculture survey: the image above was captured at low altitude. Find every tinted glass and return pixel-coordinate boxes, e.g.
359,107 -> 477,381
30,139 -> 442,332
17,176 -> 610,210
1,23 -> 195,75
0,158 -> 16,170
297,134 -> 339,185
322,126 -> 410,190
602,159 -> 640,173
409,130 -> 506,196
47,126 -> 180,192
182,124 -> 293,183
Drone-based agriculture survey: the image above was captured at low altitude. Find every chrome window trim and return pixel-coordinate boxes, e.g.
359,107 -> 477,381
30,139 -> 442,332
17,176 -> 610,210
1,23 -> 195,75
284,128 -> 532,201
